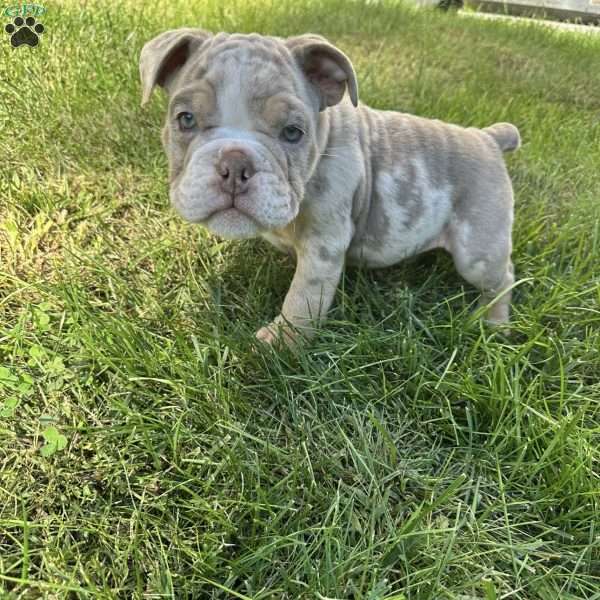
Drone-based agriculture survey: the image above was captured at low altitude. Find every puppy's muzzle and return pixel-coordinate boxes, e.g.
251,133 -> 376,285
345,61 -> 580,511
217,149 -> 256,197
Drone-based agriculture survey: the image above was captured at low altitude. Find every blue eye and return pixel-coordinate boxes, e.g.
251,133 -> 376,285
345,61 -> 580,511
177,112 -> 196,130
281,125 -> 304,143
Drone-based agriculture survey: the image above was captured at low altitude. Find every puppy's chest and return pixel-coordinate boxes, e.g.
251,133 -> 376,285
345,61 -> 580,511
261,229 -> 297,258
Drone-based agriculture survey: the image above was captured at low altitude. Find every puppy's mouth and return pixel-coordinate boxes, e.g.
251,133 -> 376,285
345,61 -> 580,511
189,194 -> 258,224
172,190 -> 260,233
171,173 -> 298,238
169,137 -> 300,238
203,206 -> 263,239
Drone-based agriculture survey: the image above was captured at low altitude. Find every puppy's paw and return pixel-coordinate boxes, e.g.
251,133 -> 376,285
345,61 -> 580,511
255,317 -> 304,350
255,324 -> 281,346
484,318 -> 512,337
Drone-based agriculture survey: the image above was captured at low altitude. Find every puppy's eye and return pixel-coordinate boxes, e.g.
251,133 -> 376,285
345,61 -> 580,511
177,112 -> 196,131
281,125 -> 304,143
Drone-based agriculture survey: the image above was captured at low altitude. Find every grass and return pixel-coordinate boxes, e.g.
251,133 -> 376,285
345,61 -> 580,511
1,0 -> 599,597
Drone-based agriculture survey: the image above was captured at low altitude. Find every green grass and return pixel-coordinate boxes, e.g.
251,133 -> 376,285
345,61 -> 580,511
1,0 -> 599,597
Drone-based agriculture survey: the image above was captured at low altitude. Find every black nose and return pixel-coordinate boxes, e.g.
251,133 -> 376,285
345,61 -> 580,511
217,150 -> 256,195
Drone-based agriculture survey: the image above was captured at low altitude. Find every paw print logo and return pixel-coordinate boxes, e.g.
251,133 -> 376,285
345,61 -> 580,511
5,16 -> 44,47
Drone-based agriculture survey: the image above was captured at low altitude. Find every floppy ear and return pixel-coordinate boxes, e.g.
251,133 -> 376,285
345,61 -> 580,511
139,28 -> 211,106
286,34 -> 358,110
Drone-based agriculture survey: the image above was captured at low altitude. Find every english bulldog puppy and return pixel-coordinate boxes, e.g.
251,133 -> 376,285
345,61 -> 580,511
140,29 -> 520,346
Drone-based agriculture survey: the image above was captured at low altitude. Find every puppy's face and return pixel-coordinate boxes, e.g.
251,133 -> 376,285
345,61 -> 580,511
165,36 -> 317,239
140,31 -> 358,239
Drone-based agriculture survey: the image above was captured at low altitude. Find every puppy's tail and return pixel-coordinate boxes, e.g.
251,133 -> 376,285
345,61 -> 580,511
484,122 -> 521,153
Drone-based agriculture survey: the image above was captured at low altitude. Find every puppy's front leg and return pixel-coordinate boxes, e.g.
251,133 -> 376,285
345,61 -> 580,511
256,241 -> 346,347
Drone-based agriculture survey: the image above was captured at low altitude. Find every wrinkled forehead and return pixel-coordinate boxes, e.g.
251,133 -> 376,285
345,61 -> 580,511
205,34 -> 297,85
174,34 -> 313,126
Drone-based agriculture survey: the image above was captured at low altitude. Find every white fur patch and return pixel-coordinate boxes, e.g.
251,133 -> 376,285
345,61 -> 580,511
216,52 -> 254,130
349,158 -> 453,267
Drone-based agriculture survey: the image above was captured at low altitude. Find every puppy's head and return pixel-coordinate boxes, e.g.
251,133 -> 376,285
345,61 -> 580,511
140,30 -> 358,239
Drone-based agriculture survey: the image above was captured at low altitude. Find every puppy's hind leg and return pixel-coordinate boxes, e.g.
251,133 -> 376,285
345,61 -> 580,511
448,220 -> 515,326
477,260 -> 514,325
453,249 -> 514,325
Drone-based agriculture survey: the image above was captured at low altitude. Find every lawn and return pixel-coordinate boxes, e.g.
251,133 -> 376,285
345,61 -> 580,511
1,0 -> 599,597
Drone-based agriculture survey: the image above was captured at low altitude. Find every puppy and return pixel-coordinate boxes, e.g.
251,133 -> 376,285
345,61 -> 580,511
140,30 -> 520,346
